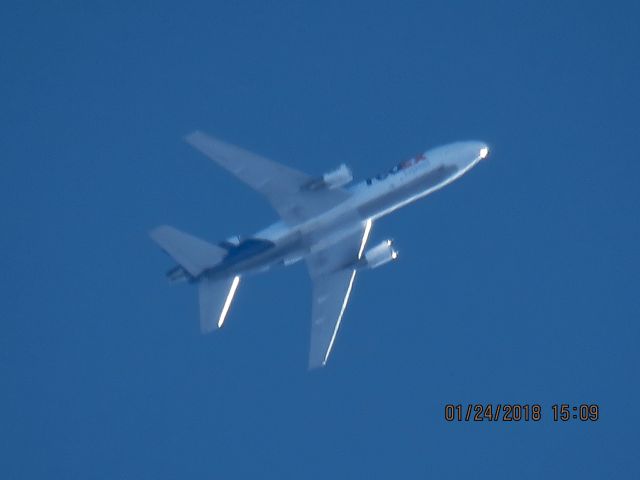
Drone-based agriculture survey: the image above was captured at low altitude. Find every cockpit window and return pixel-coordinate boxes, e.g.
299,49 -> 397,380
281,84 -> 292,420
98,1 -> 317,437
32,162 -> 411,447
388,153 -> 426,173
396,153 -> 427,171
366,153 -> 427,185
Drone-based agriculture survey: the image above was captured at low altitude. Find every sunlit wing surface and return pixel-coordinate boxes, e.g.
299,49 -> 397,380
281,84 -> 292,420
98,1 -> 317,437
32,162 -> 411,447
185,131 -> 351,224
306,220 -> 372,368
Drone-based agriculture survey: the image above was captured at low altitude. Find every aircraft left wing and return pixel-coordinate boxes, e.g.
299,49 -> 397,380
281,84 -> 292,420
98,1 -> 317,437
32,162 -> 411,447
306,219 -> 373,369
185,131 -> 351,225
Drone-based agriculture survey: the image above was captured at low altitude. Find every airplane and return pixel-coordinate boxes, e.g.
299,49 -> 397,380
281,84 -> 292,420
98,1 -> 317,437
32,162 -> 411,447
151,131 -> 489,368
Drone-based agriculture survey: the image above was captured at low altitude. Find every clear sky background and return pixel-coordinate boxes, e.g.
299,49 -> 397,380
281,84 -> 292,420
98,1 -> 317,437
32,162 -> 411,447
2,1 -> 639,478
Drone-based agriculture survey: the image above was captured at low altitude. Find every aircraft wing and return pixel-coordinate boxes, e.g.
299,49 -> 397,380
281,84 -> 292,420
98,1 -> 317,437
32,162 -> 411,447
306,220 -> 372,369
185,131 -> 351,225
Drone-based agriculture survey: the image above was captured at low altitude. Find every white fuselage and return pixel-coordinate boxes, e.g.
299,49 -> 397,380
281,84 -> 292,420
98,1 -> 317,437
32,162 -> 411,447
222,141 -> 488,276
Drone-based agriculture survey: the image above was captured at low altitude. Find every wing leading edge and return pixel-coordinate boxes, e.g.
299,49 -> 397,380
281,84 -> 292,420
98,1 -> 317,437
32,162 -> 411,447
184,131 -> 351,225
306,219 -> 372,369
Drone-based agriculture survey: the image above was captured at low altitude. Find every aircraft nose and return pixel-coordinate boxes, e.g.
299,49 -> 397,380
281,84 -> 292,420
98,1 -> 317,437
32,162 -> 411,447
449,141 -> 489,168
478,144 -> 490,160
462,141 -> 490,166
426,141 -> 489,171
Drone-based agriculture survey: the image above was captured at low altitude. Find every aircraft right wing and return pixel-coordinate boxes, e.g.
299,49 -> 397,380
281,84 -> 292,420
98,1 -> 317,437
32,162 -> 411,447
185,131 -> 351,225
306,219 -> 372,369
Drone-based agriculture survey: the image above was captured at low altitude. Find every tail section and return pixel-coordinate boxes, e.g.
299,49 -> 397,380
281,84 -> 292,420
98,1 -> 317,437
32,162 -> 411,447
199,275 -> 241,332
150,225 -> 227,277
151,225 -> 242,332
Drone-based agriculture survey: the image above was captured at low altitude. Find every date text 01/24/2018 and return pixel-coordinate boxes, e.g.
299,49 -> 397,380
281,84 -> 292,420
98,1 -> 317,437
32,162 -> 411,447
444,404 -> 600,422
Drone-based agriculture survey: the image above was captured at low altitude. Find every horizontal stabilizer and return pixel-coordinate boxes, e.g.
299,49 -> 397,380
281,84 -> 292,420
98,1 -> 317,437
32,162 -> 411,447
150,225 -> 226,277
199,275 -> 241,333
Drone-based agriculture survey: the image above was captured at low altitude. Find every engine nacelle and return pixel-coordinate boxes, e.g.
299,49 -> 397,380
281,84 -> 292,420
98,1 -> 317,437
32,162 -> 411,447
303,164 -> 353,191
361,240 -> 399,269
323,164 -> 353,188
166,265 -> 190,283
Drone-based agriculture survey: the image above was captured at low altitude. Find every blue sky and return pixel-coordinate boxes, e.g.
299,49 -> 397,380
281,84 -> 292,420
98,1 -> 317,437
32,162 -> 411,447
2,1 -> 639,478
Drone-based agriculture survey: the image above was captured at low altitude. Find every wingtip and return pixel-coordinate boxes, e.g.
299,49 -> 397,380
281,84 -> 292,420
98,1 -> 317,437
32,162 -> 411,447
200,324 -> 216,334
149,225 -> 165,241
149,225 -> 172,242
183,130 -> 202,143
307,358 -> 327,371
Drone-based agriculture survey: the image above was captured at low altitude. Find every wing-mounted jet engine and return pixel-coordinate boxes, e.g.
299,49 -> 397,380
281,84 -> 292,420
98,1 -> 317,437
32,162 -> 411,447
360,240 -> 399,269
302,164 -> 353,191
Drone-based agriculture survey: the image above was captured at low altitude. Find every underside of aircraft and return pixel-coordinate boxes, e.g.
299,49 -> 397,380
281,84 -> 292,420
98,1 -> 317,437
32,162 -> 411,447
151,131 -> 488,368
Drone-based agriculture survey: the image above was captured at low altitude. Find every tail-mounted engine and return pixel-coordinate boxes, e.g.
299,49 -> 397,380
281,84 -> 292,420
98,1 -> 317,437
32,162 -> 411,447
302,164 -> 353,191
166,265 -> 190,283
360,240 -> 399,269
